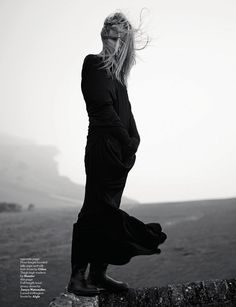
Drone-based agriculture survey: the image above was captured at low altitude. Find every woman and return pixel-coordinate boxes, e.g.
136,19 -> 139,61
67,11 -> 167,296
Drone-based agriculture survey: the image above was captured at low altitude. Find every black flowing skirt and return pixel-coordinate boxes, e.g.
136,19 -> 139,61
72,133 -> 167,266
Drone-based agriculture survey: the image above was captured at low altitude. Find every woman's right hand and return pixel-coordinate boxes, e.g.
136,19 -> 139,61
123,137 -> 139,159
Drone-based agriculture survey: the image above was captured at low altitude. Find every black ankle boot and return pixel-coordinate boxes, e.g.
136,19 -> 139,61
87,262 -> 129,293
67,264 -> 100,296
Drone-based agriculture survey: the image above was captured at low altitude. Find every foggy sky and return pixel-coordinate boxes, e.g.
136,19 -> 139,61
0,0 -> 236,202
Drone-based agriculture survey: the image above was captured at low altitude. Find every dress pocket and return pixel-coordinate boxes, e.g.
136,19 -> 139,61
106,136 -> 123,161
105,135 -> 136,171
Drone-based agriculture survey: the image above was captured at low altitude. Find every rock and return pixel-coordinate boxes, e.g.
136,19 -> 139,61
48,278 -> 236,307
49,290 -> 99,307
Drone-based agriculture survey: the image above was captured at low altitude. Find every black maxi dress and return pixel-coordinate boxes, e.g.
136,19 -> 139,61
71,54 -> 167,268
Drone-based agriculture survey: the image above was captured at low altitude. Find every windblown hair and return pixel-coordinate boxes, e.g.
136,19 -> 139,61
98,9 -> 150,87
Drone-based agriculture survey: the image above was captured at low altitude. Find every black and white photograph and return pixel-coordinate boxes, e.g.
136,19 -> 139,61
0,1 -> 236,306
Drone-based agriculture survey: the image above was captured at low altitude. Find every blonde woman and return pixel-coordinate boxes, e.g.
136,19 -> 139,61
67,11 -> 167,296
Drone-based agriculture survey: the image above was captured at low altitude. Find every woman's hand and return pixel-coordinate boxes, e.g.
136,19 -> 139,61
123,137 -> 139,160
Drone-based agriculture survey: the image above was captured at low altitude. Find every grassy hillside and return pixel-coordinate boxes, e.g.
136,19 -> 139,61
0,133 -> 137,209
0,198 -> 235,307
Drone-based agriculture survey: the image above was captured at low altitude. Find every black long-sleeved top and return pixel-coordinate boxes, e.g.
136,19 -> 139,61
81,54 -> 140,153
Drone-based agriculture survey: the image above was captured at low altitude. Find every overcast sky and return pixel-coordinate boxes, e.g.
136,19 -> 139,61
1,0 -> 236,203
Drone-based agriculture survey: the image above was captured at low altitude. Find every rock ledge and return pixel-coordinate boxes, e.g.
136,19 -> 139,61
49,278 -> 236,307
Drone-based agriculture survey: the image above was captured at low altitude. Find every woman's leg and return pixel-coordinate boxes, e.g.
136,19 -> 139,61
87,262 -> 129,293
67,224 -> 100,296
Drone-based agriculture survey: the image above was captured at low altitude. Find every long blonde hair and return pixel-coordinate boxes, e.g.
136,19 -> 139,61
98,9 -> 150,87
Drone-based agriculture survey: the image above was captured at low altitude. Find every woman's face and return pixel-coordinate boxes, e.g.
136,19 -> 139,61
104,27 -> 122,53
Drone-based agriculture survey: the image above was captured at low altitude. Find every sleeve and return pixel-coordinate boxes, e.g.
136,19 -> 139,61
81,55 -> 132,146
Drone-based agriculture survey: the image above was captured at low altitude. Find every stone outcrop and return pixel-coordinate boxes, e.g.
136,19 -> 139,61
49,278 -> 236,306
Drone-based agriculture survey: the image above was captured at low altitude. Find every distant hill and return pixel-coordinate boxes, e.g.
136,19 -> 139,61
0,133 -> 138,209
127,197 -> 236,228
128,197 -> 236,216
